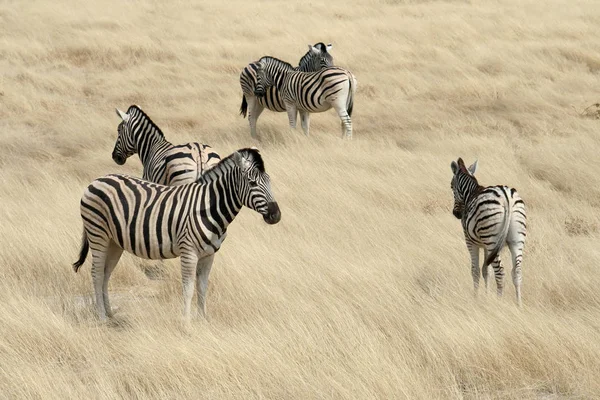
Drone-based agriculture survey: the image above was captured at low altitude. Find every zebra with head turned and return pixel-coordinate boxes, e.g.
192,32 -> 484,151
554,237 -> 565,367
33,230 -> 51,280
450,157 -> 527,306
73,148 -> 281,323
253,56 -> 357,139
113,105 -> 221,186
239,42 -> 334,138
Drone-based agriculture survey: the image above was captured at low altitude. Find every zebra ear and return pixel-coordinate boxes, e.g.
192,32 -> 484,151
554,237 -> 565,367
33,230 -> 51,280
234,151 -> 251,172
468,160 -> 478,175
326,43 -> 333,52
115,108 -> 129,122
309,45 -> 320,54
451,161 -> 459,174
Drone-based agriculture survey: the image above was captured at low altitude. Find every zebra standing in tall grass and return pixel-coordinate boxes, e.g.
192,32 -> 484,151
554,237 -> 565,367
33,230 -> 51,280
253,56 -> 357,139
113,105 -> 221,186
239,43 -> 334,138
73,148 -> 281,323
450,158 -> 527,306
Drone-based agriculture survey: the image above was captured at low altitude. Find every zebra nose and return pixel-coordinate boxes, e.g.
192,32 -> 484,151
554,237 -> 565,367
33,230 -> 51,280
452,209 -> 462,219
263,202 -> 281,225
112,151 -> 126,165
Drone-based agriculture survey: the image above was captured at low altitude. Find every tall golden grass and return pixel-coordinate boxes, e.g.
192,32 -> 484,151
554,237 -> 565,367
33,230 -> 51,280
1,0 -> 600,398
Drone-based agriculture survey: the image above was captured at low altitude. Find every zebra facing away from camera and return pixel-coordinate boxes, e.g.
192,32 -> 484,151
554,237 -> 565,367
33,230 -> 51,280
450,158 -> 527,306
113,105 -> 221,186
72,148 -> 281,324
239,43 -> 334,138
253,56 -> 356,139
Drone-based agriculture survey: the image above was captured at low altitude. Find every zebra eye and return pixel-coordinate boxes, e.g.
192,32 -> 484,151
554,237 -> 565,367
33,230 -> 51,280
249,180 -> 258,187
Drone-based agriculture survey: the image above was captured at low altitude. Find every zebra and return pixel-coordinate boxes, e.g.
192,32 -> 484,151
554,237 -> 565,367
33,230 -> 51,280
253,56 -> 357,139
450,157 -> 527,306
239,43 -> 334,138
113,105 -> 221,186
72,148 -> 281,323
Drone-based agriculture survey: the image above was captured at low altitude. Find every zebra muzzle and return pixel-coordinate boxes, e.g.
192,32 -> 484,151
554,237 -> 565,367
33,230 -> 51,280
112,151 -> 126,165
263,202 -> 281,225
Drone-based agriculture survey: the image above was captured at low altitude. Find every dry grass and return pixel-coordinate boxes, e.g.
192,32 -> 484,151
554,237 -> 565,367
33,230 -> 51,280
1,0 -> 600,398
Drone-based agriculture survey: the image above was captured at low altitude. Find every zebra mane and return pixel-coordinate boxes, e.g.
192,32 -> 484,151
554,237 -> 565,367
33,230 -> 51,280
126,105 -> 166,138
258,56 -> 294,70
195,148 -> 265,184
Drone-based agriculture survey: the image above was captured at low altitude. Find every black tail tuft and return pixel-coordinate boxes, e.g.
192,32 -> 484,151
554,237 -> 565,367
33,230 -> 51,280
240,95 -> 248,118
72,230 -> 89,273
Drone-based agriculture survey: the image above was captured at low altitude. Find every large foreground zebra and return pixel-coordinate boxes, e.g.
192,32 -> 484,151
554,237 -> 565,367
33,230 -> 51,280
239,43 -> 334,138
73,148 -> 281,323
450,158 -> 527,306
113,105 -> 221,186
253,56 -> 357,139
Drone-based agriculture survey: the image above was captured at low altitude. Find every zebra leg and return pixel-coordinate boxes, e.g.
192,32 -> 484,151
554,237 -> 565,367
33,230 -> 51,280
482,249 -> 490,293
508,241 -> 524,307
180,250 -> 199,325
248,96 -> 264,138
102,241 -> 123,318
333,102 -> 352,139
467,243 -> 480,295
299,111 -> 311,136
285,104 -> 298,129
490,253 -> 505,297
195,254 -> 215,319
90,248 -> 108,322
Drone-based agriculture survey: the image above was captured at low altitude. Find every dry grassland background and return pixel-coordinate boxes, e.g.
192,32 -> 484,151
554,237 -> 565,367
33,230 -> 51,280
1,0 -> 600,398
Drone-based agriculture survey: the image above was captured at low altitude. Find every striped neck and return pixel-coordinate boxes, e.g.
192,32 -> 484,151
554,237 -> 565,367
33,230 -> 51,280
259,56 -> 294,90
458,173 -> 482,206
126,107 -> 173,166
196,156 -> 244,218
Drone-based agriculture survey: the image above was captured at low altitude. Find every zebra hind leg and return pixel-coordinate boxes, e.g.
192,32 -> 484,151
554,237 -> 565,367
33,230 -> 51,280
90,248 -> 108,322
508,241 -> 524,307
299,111 -> 311,136
490,253 -> 505,297
467,243 -> 480,297
102,241 -> 123,318
333,102 -> 352,139
482,249 -> 490,293
248,96 -> 264,139
180,250 -> 199,326
195,254 -> 215,319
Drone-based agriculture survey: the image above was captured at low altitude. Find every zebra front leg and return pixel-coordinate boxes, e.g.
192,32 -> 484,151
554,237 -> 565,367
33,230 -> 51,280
508,241 -> 524,307
299,111 -> 311,136
248,96 -> 264,139
102,241 -> 123,318
333,102 -> 352,139
180,251 -> 199,325
467,243 -> 480,296
285,104 -> 298,130
195,254 -> 215,319
90,249 -> 108,322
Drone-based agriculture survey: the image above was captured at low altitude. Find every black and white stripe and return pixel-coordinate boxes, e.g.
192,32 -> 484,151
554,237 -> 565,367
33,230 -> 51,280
73,148 -> 281,322
113,105 -> 221,186
254,56 -> 357,139
450,158 -> 527,306
239,43 -> 333,138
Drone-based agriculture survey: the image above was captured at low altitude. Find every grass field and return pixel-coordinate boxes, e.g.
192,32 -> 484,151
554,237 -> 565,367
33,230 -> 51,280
1,0 -> 600,398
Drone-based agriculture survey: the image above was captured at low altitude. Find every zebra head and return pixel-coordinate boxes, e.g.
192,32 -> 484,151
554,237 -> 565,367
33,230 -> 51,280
233,148 -> 281,225
450,158 -> 479,219
296,42 -> 334,72
253,60 -> 274,98
112,108 -> 136,165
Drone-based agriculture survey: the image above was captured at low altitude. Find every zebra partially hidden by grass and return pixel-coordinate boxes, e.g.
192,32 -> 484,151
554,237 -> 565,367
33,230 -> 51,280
450,158 -> 527,306
253,56 -> 357,139
239,43 -> 334,138
72,148 -> 281,323
113,105 -> 221,186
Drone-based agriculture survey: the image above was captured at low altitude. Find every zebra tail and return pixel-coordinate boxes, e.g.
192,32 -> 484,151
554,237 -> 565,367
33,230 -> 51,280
483,194 -> 511,269
72,230 -> 89,273
240,95 -> 248,118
